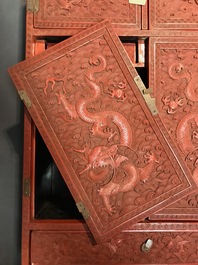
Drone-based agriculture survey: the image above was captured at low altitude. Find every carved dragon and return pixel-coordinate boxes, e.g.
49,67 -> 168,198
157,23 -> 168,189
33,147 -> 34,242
177,113 -> 198,185
43,53 -> 159,215
106,80 -> 127,102
177,113 -> 198,155
164,60 -> 198,186
56,0 -> 92,11
76,54 -> 133,146
98,150 -> 159,215
162,94 -> 184,114
76,144 -> 120,182
55,91 -> 78,119
43,54 -> 133,146
76,144 -> 158,214
43,77 -> 66,96
168,62 -> 198,102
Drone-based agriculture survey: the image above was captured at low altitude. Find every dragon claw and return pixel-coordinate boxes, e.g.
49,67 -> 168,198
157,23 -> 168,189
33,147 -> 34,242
109,205 -> 117,215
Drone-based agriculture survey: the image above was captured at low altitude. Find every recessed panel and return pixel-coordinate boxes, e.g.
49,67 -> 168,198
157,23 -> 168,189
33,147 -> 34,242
149,37 -> 198,220
31,226 -> 198,264
33,0 -> 141,34
149,1 -> 198,29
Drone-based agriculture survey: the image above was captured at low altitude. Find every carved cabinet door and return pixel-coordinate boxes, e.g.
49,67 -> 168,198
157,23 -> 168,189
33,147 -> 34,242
148,37 -> 198,221
9,20 -> 197,243
31,0 -> 141,35
149,0 -> 198,30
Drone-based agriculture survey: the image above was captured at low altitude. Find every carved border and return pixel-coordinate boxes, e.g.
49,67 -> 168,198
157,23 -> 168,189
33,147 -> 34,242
141,1 -> 148,30
149,1 -> 198,29
33,0 -> 141,31
31,227 -> 198,264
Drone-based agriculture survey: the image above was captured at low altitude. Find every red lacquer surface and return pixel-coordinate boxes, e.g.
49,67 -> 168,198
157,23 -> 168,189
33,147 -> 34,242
149,0 -> 198,29
149,37 -> 198,220
31,224 -> 198,264
33,0 -> 141,33
9,21 -> 196,242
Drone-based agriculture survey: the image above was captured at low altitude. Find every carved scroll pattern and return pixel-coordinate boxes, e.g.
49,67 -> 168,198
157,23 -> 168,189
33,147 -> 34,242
155,44 -> 198,210
157,0 -> 198,22
150,0 -> 198,29
26,37 -> 182,224
31,231 -> 198,264
168,193 -> 198,209
34,0 -> 139,28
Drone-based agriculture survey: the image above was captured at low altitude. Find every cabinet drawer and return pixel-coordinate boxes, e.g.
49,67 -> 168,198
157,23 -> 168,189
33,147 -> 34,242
31,226 -> 198,264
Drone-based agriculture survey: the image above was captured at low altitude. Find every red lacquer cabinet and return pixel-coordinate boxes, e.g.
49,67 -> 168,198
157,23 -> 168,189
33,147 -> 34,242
9,0 -> 198,264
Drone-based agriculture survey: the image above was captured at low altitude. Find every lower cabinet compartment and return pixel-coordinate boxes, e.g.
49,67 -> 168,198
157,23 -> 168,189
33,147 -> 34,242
31,227 -> 198,264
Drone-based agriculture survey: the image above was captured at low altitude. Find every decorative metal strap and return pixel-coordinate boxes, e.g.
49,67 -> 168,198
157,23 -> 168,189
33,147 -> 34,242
134,75 -> 158,115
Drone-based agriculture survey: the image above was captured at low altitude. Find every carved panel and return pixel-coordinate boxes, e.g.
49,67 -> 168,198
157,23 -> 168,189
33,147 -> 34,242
33,0 -> 141,34
9,21 -> 196,242
31,229 -> 198,264
149,37 -> 198,220
149,0 -> 198,29
141,0 -> 148,30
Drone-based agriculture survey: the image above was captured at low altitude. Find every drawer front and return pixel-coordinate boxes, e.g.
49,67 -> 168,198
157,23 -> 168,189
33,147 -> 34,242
31,230 -> 198,264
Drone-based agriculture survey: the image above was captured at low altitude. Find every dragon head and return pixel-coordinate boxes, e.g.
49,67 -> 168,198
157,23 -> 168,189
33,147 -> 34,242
79,145 -> 118,174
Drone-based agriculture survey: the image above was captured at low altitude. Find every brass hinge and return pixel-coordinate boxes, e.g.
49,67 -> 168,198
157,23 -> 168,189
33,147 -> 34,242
18,90 -> 31,108
134,76 -> 158,115
23,178 -> 31,197
27,0 -> 39,13
76,202 -> 90,220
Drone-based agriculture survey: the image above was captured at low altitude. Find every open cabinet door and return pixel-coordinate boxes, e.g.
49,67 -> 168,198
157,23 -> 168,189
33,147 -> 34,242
9,20 -> 197,243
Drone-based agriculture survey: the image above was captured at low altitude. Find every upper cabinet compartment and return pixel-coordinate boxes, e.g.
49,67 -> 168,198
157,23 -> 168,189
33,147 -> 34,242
149,0 -> 198,30
9,20 -> 197,243
31,0 -> 141,35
